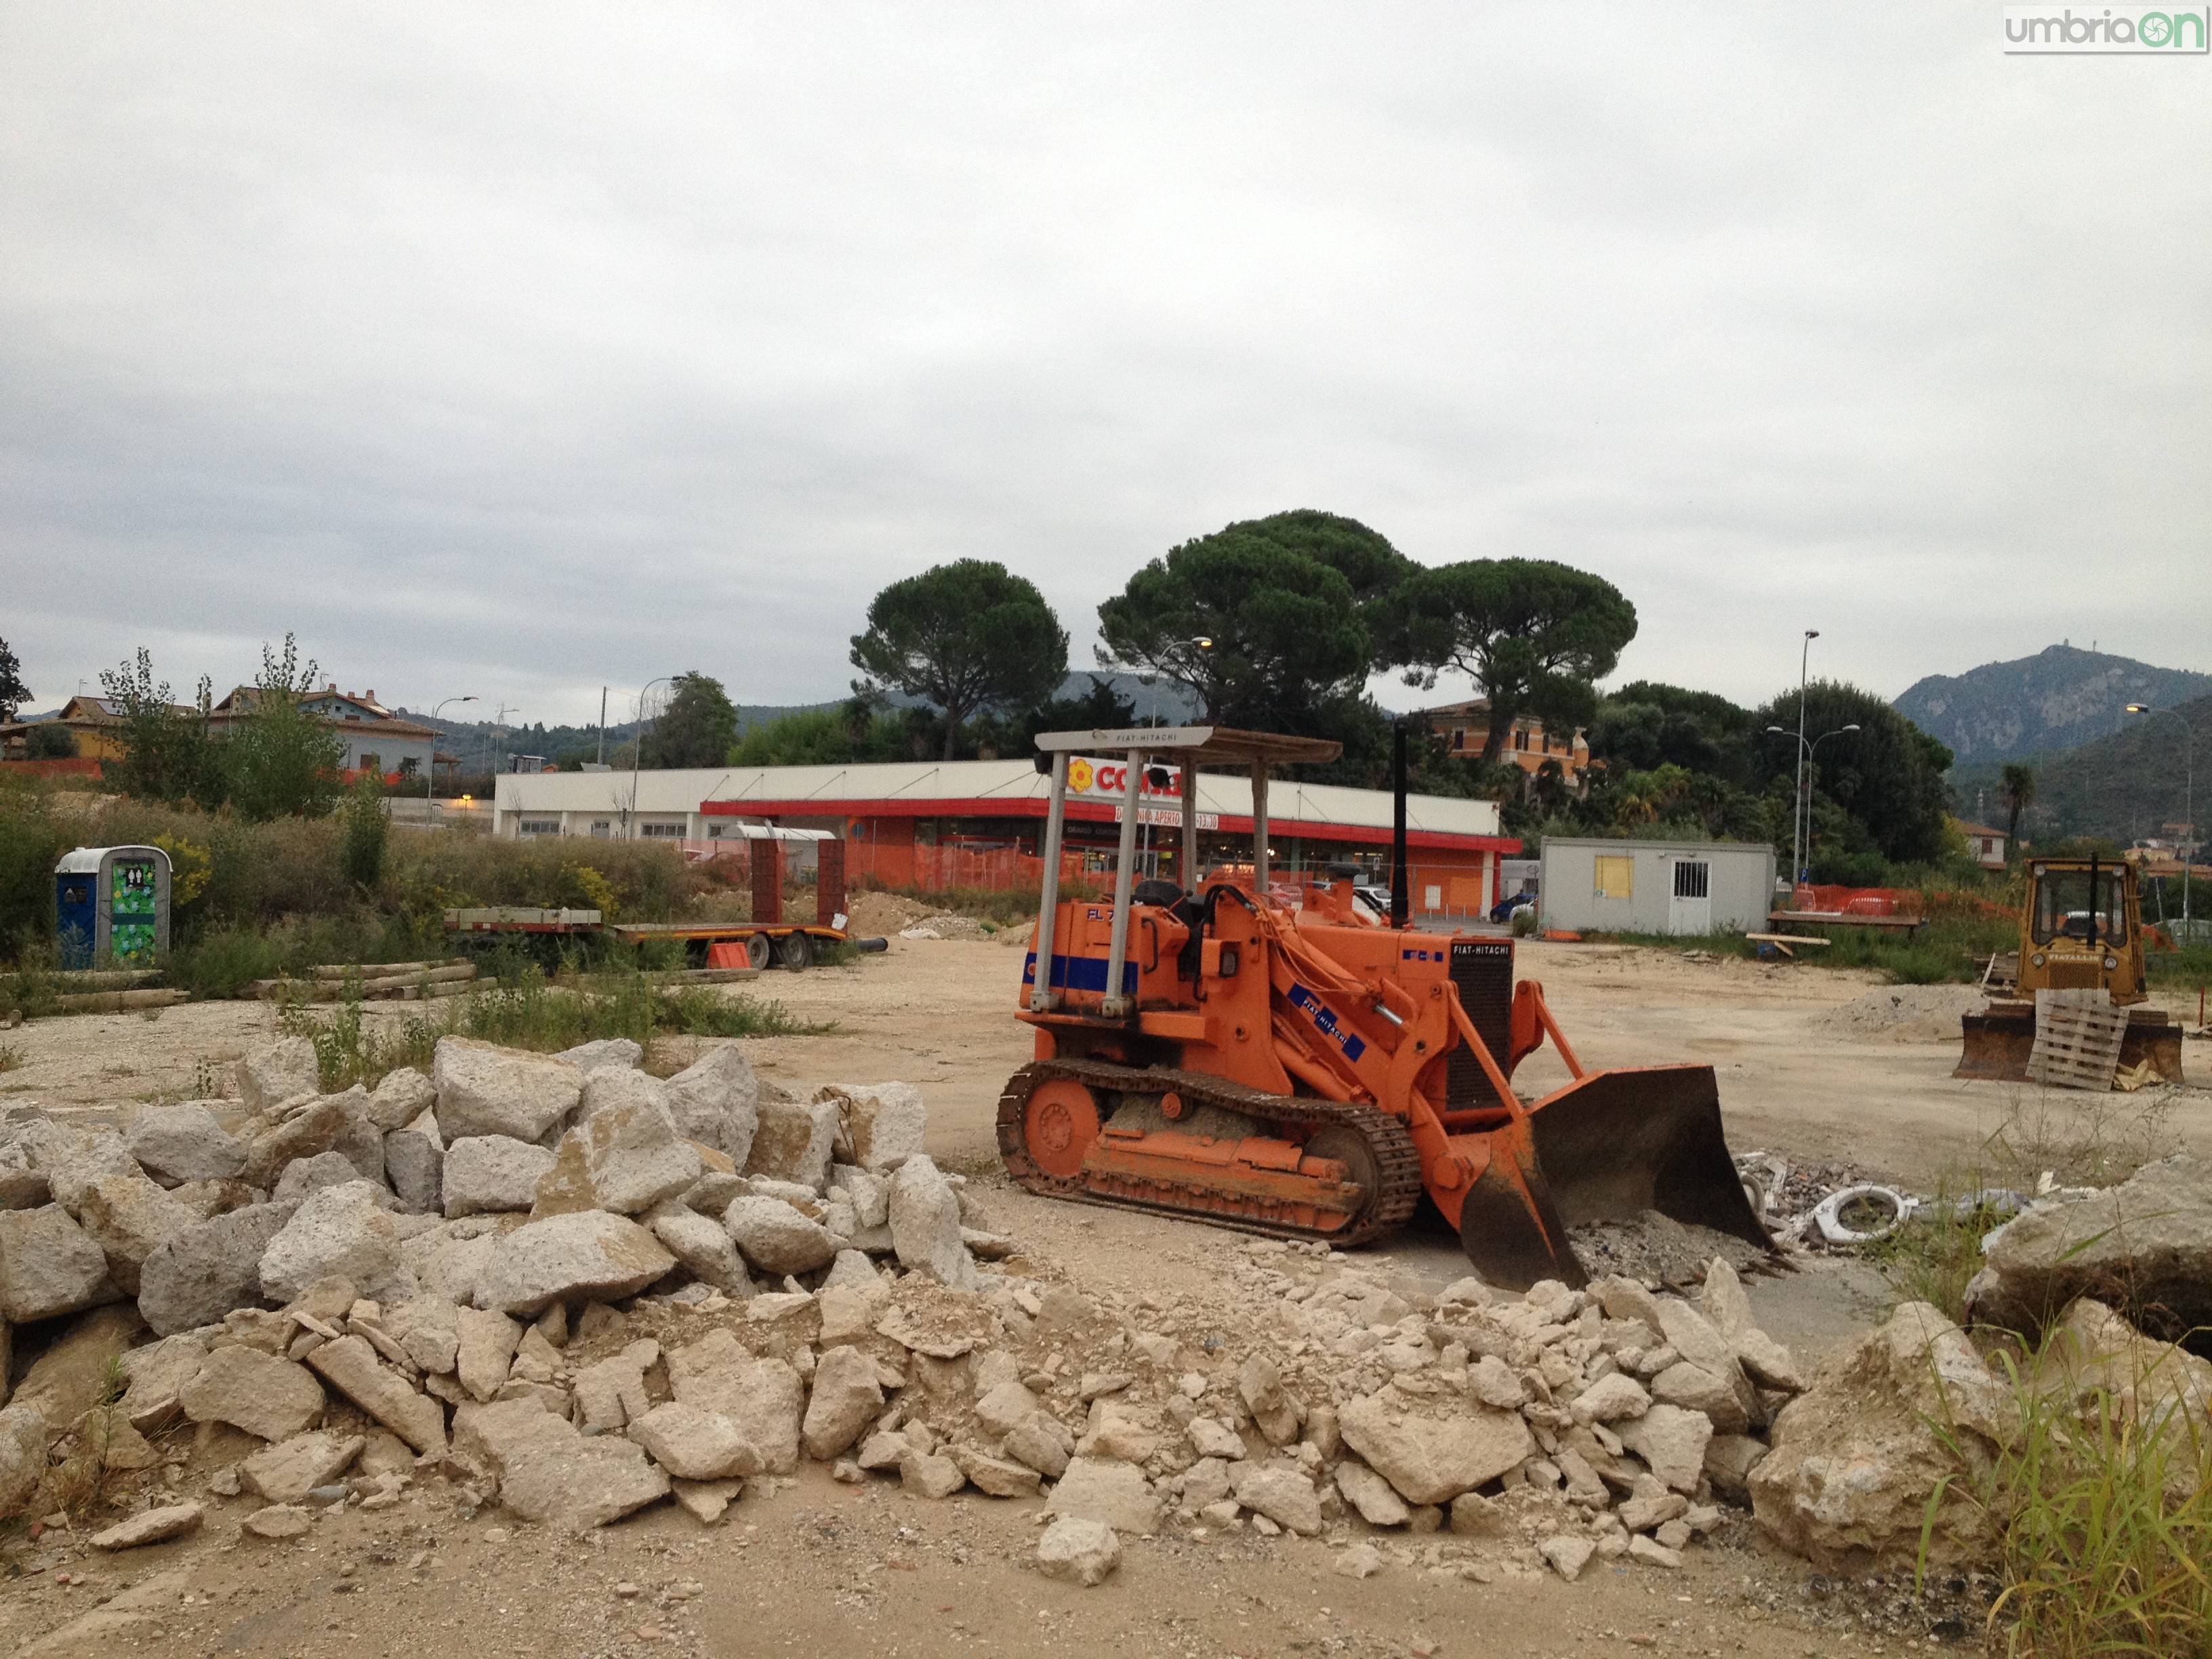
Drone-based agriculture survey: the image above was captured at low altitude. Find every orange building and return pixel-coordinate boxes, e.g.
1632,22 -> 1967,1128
1422,699 -> 1591,782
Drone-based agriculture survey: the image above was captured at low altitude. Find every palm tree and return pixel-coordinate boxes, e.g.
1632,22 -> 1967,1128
1999,762 -> 2037,857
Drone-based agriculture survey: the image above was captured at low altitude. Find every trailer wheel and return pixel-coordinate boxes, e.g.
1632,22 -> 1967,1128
777,931 -> 815,971
743,933 -> 771,971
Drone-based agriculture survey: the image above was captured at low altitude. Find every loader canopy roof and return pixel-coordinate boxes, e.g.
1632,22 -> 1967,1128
1033,724 -> 1343,768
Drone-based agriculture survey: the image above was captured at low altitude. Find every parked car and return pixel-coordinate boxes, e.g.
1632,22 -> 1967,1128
1490,890 -> 1536,924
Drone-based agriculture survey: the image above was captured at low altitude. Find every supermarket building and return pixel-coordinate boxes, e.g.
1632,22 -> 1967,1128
491,758 -> 1519,918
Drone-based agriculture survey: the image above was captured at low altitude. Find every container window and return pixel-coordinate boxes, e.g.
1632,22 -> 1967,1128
1594,855 -> 1633,900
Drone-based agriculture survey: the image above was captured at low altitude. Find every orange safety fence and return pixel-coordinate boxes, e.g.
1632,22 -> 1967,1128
1789,884 -> 1926,918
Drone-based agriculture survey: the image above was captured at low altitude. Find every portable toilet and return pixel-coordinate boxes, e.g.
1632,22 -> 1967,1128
54,846 -> 172,970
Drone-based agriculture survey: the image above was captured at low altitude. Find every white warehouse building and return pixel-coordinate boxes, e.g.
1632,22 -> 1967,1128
1538,837 -> 1776,937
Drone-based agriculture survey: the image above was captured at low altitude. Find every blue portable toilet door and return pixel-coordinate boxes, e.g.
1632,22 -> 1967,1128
56,874 -> 97,969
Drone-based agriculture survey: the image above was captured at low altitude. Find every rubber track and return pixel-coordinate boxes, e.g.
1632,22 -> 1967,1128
996,1059 -> 1423,1247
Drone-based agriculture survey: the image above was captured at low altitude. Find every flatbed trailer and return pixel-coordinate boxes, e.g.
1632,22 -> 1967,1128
441,837 -> 885,970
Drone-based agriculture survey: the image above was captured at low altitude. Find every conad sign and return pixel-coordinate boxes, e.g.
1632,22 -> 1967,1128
1064,756 -> 1184,800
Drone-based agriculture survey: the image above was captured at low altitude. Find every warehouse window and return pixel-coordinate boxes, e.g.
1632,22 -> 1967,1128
640,822 -> 684,838
518,819 -> 560,838
1594,855 -> 1633,900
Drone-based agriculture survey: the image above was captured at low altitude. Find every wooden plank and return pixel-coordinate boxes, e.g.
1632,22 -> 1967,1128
1746,933 -> 1831,947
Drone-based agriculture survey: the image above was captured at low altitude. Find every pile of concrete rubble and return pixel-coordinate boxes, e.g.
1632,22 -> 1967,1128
0,1029 -> 1831,1587
3,1031 -> 2204,1591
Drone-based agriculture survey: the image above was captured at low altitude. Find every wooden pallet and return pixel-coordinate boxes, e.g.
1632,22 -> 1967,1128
2028,989 -> 2129,1091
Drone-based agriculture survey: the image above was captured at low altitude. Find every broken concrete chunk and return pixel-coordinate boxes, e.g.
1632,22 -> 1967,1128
887,1155 -> 976,1292
138,1202 -> 297,1336
663,1046 -> 762,1166
89,1502 -> 203,1551
742,1097 -> 840,1192
257,1182 -> 404,1306
384,1112 -> 445,1214
127,1103 -> 246,1187
240,1038 -> 321,1114
180,1346 -> 325,1442
241,1431 -> 367,1504
1035,1516 -> 1120,1585
722,1196 -> 841,1277
0,1204 -> 115,1323
432,1038 -> 583,1144
443,1136 -> 558,1218
472,1210 -> 676,1317
1045,1456 -> 1161,1534
1338,1389 -> 1532,1507
800,1345 -> 884,1461
497,1433 -> 671,1531
666,1332 -> 805,1475
628,1402 -> 763,1481
304,1334 -> 447,1454
814,1082 -> 927,1173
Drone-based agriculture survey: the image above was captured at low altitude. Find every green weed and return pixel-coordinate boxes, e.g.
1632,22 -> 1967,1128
1921,1326 -> 2212,1656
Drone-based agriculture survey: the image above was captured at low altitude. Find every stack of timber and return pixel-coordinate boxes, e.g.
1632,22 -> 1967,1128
247,958 -> 479,1003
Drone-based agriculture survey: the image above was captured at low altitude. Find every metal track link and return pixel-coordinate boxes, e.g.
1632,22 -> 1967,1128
996,1059 -> 1423,1247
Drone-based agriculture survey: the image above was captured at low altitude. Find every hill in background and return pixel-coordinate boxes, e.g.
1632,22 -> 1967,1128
1951,691 -> 2211,846
1896,644 -> 2212,766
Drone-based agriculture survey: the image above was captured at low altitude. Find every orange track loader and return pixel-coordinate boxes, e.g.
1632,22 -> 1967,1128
997,724 -> 1771,1290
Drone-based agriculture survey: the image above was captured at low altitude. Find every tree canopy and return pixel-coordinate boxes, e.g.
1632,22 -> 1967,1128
640,672 -> 739,769
1751,681 -> 1954,867
98,649 -> 226,807
851,560 -> 1068,760
1381,559 -> 1637,764
226,636 -> 345,821
1096,511 -> 1404,733
0,638 -> 26,726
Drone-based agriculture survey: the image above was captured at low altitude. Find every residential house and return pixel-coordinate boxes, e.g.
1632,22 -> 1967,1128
0,696 -> 136,760
1954,819 -> 2007,870
1422,699 -> 1591,783
211,684 -> 440,780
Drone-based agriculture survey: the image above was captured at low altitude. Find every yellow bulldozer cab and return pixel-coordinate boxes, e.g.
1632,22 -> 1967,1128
2018,858 -> 2146,1004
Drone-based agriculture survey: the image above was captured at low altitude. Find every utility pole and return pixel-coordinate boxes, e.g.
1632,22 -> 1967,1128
2127,703 -> 2196,933
596,687 -> 608,766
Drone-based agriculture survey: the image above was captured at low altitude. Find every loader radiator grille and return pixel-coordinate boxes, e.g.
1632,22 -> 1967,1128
1448,939 -> 1515,1108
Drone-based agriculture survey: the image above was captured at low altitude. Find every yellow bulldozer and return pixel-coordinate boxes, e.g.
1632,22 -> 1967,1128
1955,855 -> 2185,1084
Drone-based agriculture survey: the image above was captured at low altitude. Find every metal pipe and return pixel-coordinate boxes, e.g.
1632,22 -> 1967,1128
1181,757 -> 1198,890
1030,752 -> 1069,1012
1391,722 -> 1410,928
1251,760 -> 1271,899
1102,751 -> 1147,1017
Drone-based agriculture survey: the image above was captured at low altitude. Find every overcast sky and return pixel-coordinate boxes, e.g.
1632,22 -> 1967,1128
3,3 -> 2207,727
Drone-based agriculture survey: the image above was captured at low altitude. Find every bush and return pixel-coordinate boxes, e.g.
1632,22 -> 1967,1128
24,724 -> 76,759
339,777 -> 388,891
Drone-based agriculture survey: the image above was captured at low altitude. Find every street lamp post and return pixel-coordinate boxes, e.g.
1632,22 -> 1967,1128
427,696 -> 478,802
1793,632 -> 1818,885
1765,720 -> 1860,890
628,677 -> 673,840
2126,703 -> 2196,931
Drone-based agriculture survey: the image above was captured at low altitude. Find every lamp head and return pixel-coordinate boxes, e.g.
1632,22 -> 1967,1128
1765,725 -> 1787,734
2125,703 -> 2150,714
1805,630 -> 1820,640
1842,724 -> 1860,732
1191,636 -> 1214,650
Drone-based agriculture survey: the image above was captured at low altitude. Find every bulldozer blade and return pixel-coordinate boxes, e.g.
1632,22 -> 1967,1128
1957,1004 -> 2186,1084
1458,1064 -> 1769,1292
